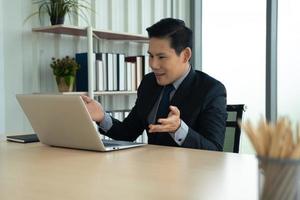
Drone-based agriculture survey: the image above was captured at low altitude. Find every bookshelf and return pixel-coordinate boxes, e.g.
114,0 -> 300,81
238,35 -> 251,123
33,25 -> 148,97
32,25 -> 148,42
62,91 -> 137,95
33,25 -> 149,143
32,25 -> 148,43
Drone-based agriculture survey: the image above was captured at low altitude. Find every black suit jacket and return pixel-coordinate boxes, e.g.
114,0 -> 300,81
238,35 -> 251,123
101,69 -> 227,151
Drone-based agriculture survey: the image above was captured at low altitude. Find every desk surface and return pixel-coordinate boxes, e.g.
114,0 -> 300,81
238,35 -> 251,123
0,142 -> 258,200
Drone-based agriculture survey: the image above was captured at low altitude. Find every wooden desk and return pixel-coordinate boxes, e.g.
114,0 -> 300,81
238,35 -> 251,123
0,142 -> 258,200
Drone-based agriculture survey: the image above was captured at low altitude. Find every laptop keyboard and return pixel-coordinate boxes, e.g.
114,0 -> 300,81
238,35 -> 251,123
102,142 -> 121,147
102,139 -> 137,147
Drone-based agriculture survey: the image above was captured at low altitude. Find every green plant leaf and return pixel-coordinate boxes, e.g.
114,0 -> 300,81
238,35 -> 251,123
25,0 -> 93,25
64,75 -> 75,86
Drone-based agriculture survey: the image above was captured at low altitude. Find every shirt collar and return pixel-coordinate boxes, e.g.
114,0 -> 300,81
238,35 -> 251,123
172,65 -> 191,90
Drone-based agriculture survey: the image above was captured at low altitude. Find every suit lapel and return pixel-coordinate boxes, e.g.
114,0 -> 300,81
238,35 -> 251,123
170,69 -> 196,108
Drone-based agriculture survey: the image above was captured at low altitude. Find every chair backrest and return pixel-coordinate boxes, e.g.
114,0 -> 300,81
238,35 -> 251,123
223,104 -> 246,153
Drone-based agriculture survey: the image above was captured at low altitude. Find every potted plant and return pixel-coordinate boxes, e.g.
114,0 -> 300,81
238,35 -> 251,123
27,0 -> 91,25
50,56 -> 80,92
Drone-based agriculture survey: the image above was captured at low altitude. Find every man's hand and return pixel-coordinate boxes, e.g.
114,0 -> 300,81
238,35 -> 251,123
148,105 -> 181,133
81,95 -> 105,123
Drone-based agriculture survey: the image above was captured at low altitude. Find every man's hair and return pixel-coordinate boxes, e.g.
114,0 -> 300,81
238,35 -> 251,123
146,18 -> 193,55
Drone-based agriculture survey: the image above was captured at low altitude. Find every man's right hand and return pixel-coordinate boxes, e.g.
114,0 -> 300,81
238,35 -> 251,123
81,95 -> 105,123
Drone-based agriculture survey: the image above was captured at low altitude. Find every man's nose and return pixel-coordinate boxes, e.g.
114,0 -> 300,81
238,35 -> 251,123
150,58 -> 159,70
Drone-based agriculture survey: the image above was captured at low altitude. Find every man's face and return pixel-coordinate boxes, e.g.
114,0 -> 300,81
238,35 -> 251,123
147,37 -> 190,86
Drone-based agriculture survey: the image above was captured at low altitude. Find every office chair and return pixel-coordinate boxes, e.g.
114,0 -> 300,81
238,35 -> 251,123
223,104 -> 246,153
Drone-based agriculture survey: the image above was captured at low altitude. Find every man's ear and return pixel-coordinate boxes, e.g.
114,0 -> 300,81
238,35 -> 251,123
181,47 -> 192,63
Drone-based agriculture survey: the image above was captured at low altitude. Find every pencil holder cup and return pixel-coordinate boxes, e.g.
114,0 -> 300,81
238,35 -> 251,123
258,156 -> 300,200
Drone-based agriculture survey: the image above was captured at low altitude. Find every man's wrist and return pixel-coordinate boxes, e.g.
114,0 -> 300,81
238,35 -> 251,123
98,112 -> 113,132
170,120 -> 188,145
174,119 -> 181,133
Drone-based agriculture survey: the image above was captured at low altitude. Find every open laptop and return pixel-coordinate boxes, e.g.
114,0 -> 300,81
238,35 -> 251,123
16,94 -> 145,151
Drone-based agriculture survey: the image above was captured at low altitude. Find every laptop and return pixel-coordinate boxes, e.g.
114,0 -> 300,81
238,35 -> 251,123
16,94 -> 145,151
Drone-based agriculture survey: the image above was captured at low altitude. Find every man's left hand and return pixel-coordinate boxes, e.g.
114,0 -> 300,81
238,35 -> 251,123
148,105 -> 181,133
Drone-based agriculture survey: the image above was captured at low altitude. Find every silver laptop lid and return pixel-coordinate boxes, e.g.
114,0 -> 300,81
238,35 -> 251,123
16,94 -> 106,151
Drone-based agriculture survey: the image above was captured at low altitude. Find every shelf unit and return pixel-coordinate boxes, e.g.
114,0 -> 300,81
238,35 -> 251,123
33,25 -> 148,97
32,25 -> 149,42
33,25 -> 148,143
62,91 -> 137,95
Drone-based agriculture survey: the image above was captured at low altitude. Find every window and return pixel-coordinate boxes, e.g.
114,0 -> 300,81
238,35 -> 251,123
278,0 -> 300,124
202,0 -> 266,152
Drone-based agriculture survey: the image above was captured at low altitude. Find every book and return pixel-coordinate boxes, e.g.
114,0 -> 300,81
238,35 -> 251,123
107,53 -> 114,91
96,60 -> 104,91
75,53 -> 88,91
95,53 -> 107,91
125,55 -> 144,89
75,52 -> 96,91
112,53 -> 118,91
118,54 -> 126,91
126,62 -> 133,91
6,134 -> 39,143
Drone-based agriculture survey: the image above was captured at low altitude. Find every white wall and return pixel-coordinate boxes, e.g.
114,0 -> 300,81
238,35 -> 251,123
202,0 -> 266,154
2,0 -> 190,135
0,0 -> 5,140
2,0 -> 35,135
278,0 -> 300,129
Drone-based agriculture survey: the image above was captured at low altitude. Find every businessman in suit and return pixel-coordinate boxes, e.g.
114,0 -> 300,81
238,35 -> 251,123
82,18 -> 227,151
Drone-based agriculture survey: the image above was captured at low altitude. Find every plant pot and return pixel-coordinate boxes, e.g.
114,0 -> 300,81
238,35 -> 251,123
50,16 -> 65,25
56,76 -> 75,92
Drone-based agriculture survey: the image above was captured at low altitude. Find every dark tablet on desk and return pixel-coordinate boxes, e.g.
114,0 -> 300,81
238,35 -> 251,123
6,134 -> 39,143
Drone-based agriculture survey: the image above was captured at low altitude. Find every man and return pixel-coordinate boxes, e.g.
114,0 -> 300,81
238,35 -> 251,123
82,18 -> 227,150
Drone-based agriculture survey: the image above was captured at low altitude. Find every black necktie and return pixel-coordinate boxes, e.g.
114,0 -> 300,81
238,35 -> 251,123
155,84 -> 175,123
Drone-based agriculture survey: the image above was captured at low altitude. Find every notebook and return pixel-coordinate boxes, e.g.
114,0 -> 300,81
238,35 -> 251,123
7,134 -> 39,143
16,94 -> 145,151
